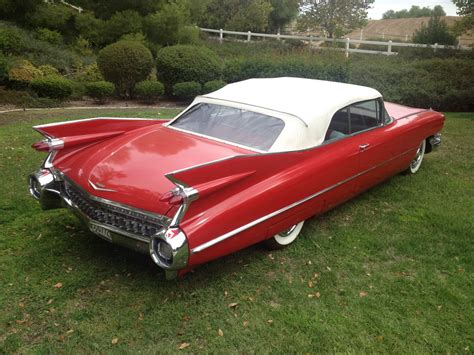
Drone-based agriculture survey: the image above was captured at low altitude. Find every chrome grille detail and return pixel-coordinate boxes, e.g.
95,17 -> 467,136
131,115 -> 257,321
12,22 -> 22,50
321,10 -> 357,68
64,180 -> 168,238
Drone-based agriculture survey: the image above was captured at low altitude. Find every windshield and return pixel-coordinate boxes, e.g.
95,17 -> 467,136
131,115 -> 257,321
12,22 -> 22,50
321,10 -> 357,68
169,103 -> 285,151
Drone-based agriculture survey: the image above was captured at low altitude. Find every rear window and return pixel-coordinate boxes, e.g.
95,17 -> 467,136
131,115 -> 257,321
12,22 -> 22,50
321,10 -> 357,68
170,103 -> 285,151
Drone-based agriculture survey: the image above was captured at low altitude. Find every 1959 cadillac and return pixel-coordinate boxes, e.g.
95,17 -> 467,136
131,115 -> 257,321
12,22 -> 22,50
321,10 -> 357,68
28,78 -> 444,279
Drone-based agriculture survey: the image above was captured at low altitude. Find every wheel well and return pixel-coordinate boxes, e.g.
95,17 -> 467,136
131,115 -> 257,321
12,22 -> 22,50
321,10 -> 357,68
424,136 -> 434,154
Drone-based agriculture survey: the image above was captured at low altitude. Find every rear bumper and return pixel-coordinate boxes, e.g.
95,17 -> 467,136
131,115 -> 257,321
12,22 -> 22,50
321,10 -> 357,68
28,166 -> 189,279
428,133 -> 442,151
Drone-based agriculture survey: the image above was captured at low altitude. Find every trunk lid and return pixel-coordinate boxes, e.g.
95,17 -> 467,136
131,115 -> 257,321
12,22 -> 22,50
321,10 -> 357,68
55,125 -> 252,215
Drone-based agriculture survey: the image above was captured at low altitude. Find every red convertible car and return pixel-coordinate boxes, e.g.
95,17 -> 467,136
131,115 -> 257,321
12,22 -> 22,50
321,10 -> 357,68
29,78 -> 444,279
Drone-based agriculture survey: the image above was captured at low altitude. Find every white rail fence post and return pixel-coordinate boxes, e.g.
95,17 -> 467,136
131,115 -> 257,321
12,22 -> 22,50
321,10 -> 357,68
387,40 -> 392,55
345,38 -> 350,57
247,31 -> 251,42
277,31 -> 281,41
219,29 -> 223,43
434,43 -> 438,52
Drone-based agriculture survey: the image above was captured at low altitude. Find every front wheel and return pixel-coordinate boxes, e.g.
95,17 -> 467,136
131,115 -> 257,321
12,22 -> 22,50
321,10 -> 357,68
405,140 -> 426,174
264,221 -> 305,250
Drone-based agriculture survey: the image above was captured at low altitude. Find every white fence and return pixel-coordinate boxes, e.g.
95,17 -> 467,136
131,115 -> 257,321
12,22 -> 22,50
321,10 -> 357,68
200,28 -> 471,56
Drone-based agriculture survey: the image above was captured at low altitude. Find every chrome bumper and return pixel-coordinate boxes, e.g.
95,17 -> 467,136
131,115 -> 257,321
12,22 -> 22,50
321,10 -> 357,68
428,133 -> 442,151
28,166 -> 189,279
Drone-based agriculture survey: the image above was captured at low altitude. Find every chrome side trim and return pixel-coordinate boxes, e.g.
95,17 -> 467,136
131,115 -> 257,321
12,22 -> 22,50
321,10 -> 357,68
88,180 -> 117,193
191,147 -> 416,254
165,174 -> 199,227
34,117 -> 159,129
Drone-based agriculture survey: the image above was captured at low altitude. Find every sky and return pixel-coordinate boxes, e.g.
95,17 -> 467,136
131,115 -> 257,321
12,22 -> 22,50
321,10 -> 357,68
367,0 -> 459,19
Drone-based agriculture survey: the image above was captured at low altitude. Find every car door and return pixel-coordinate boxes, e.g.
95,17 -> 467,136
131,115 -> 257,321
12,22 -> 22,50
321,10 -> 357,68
348,99 -> 403,193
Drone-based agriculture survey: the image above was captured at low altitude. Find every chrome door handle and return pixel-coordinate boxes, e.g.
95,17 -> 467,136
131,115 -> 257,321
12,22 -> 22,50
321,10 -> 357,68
359,144 -> 370,151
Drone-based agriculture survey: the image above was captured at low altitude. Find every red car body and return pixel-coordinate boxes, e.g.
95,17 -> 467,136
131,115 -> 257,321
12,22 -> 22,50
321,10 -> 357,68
28,79 -> 444,279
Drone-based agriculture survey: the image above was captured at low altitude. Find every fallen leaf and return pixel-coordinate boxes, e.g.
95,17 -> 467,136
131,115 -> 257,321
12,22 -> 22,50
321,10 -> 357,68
218,329 -> 224,337
228,302 -> 238,309
326,266 -> 331,271
308,281 -> 314,288
66,329 -> 74,334
178,342 -> 190,350
138,313 -> 144,321
111,337 -> 119,344
267,319 -> 273,325
224,291 -> 228,297
268,254 -> 274,260
307,260 -> 312,265
18,302 -> 25,308
243,320 -> 249,327
359,291 -> 368,297
54,283 -> 62,289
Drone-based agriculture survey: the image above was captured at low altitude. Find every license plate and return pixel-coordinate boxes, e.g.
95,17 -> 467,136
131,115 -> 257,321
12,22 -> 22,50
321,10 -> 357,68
90,223 -> 112,242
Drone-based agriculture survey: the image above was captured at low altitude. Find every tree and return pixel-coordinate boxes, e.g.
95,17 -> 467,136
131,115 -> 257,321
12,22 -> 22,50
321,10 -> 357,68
227,0 -> 273,32
0,0 -> 42,23
299,0 -> 374,38
413,16 -> 456,45
144,2 -> 190,46
103,10 -> 143,44
452,0 -> 473,33
382,5 -> 446,19
268,0 -> 301,32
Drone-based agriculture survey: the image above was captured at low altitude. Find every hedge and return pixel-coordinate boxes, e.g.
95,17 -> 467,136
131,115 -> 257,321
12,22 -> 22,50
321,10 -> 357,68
173,81 -> 202,100
85,81 -> 115,103
135,80 -> 165,103
203,80 -> 227,94
156,45 -> 223,93
30,75 -> 73,99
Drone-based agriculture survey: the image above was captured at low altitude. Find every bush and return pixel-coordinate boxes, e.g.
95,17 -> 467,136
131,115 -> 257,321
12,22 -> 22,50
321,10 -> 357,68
97,40 -> 154,97
0,27 -> 26,55
144,2 -> 190,46
223,55 -> 349,83
103,10 -> 143,45
85,81 -> 115,103
413,16 -> 457,45
173,81 -> 201,100
203,80 -> 227,94
177,26 -> 200,45
135,80 -> 164,103
30,75 -> 73,100
38,65 -> 60,77
156,45 -> 223,93
8,60 -> 43,89
75,63 -> 104,82
0,54 -> 10,82
36,28 -> 63,45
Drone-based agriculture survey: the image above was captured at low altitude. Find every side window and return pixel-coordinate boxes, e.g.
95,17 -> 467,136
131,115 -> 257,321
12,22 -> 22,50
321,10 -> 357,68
350,100 -> 381,133
325,107 -> 349,141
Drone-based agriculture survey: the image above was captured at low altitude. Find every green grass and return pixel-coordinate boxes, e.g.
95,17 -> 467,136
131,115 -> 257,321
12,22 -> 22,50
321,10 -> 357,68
0,109 -> 473,353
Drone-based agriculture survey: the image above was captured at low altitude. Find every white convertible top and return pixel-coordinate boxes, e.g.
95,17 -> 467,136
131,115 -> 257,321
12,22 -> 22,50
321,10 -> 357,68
176,78 -> 382,152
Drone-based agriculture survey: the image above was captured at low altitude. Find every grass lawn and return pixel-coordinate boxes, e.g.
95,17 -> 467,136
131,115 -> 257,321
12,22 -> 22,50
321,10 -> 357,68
0,109 -> 472,353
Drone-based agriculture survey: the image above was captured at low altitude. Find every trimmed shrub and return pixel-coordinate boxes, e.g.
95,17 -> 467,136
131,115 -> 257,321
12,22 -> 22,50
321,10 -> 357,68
173,81 -> 201,100
156,45 -> 223,93
85,81 -> 115,103
0,54 -> 10,82
135,80 -> 164,103
8,60 -> 43,89
30,75 -> 73,100
203,80 -> 227,94
0,27 -> 26,55
97,40 -> 154,97
177,26 -> 200,45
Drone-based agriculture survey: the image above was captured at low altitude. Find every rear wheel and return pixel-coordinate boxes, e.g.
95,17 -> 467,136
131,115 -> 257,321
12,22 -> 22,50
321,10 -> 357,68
405,140 -> 426,174
264,221 -> 304,250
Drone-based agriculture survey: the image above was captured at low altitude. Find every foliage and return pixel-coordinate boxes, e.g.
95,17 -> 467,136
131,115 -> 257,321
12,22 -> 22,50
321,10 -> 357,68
269,0 -> 300,32
413,16 -> 457,46
73,62 -> 103,82
97,40 -> 154,97
36,28 -> 63,45
38,64 -> 60,77
156,45 -> 223,93
8,60 -> 43,88
144,2 -> 190,46
30,75 -> 73,99
177,26 -> 201,45
198,0 -> 274,33
172,81 -> 202,99
0,0 -> 42,23
26,3 -> 76,36
103,10 -> 143,44
298,0 -> 374,38
382,5 -> 446,19
69,0 -> 164,19
0,27 -> 26,55
85,81 -> 115,103
452,0 -> 474,34
223,55 -> 349,83
227,0 -> 273,32
203,80 -> 227,93
74,12 -> 106,47
0,53 -> 10,82
135,80 -> 164,103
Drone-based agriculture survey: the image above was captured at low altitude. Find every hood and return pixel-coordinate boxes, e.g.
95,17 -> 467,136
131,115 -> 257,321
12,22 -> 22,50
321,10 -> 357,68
55,125 -> 252,215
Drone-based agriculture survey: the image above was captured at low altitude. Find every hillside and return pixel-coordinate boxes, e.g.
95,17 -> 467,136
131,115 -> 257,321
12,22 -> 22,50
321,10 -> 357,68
347,16 -> 473,46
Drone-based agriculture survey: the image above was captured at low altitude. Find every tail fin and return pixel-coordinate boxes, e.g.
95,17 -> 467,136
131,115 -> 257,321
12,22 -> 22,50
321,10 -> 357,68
32,117 -> 161,151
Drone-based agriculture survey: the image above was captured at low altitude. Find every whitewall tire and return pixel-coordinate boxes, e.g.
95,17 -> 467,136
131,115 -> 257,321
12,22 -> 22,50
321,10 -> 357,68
406,140 -> 426,174
264,221 -> 305,250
